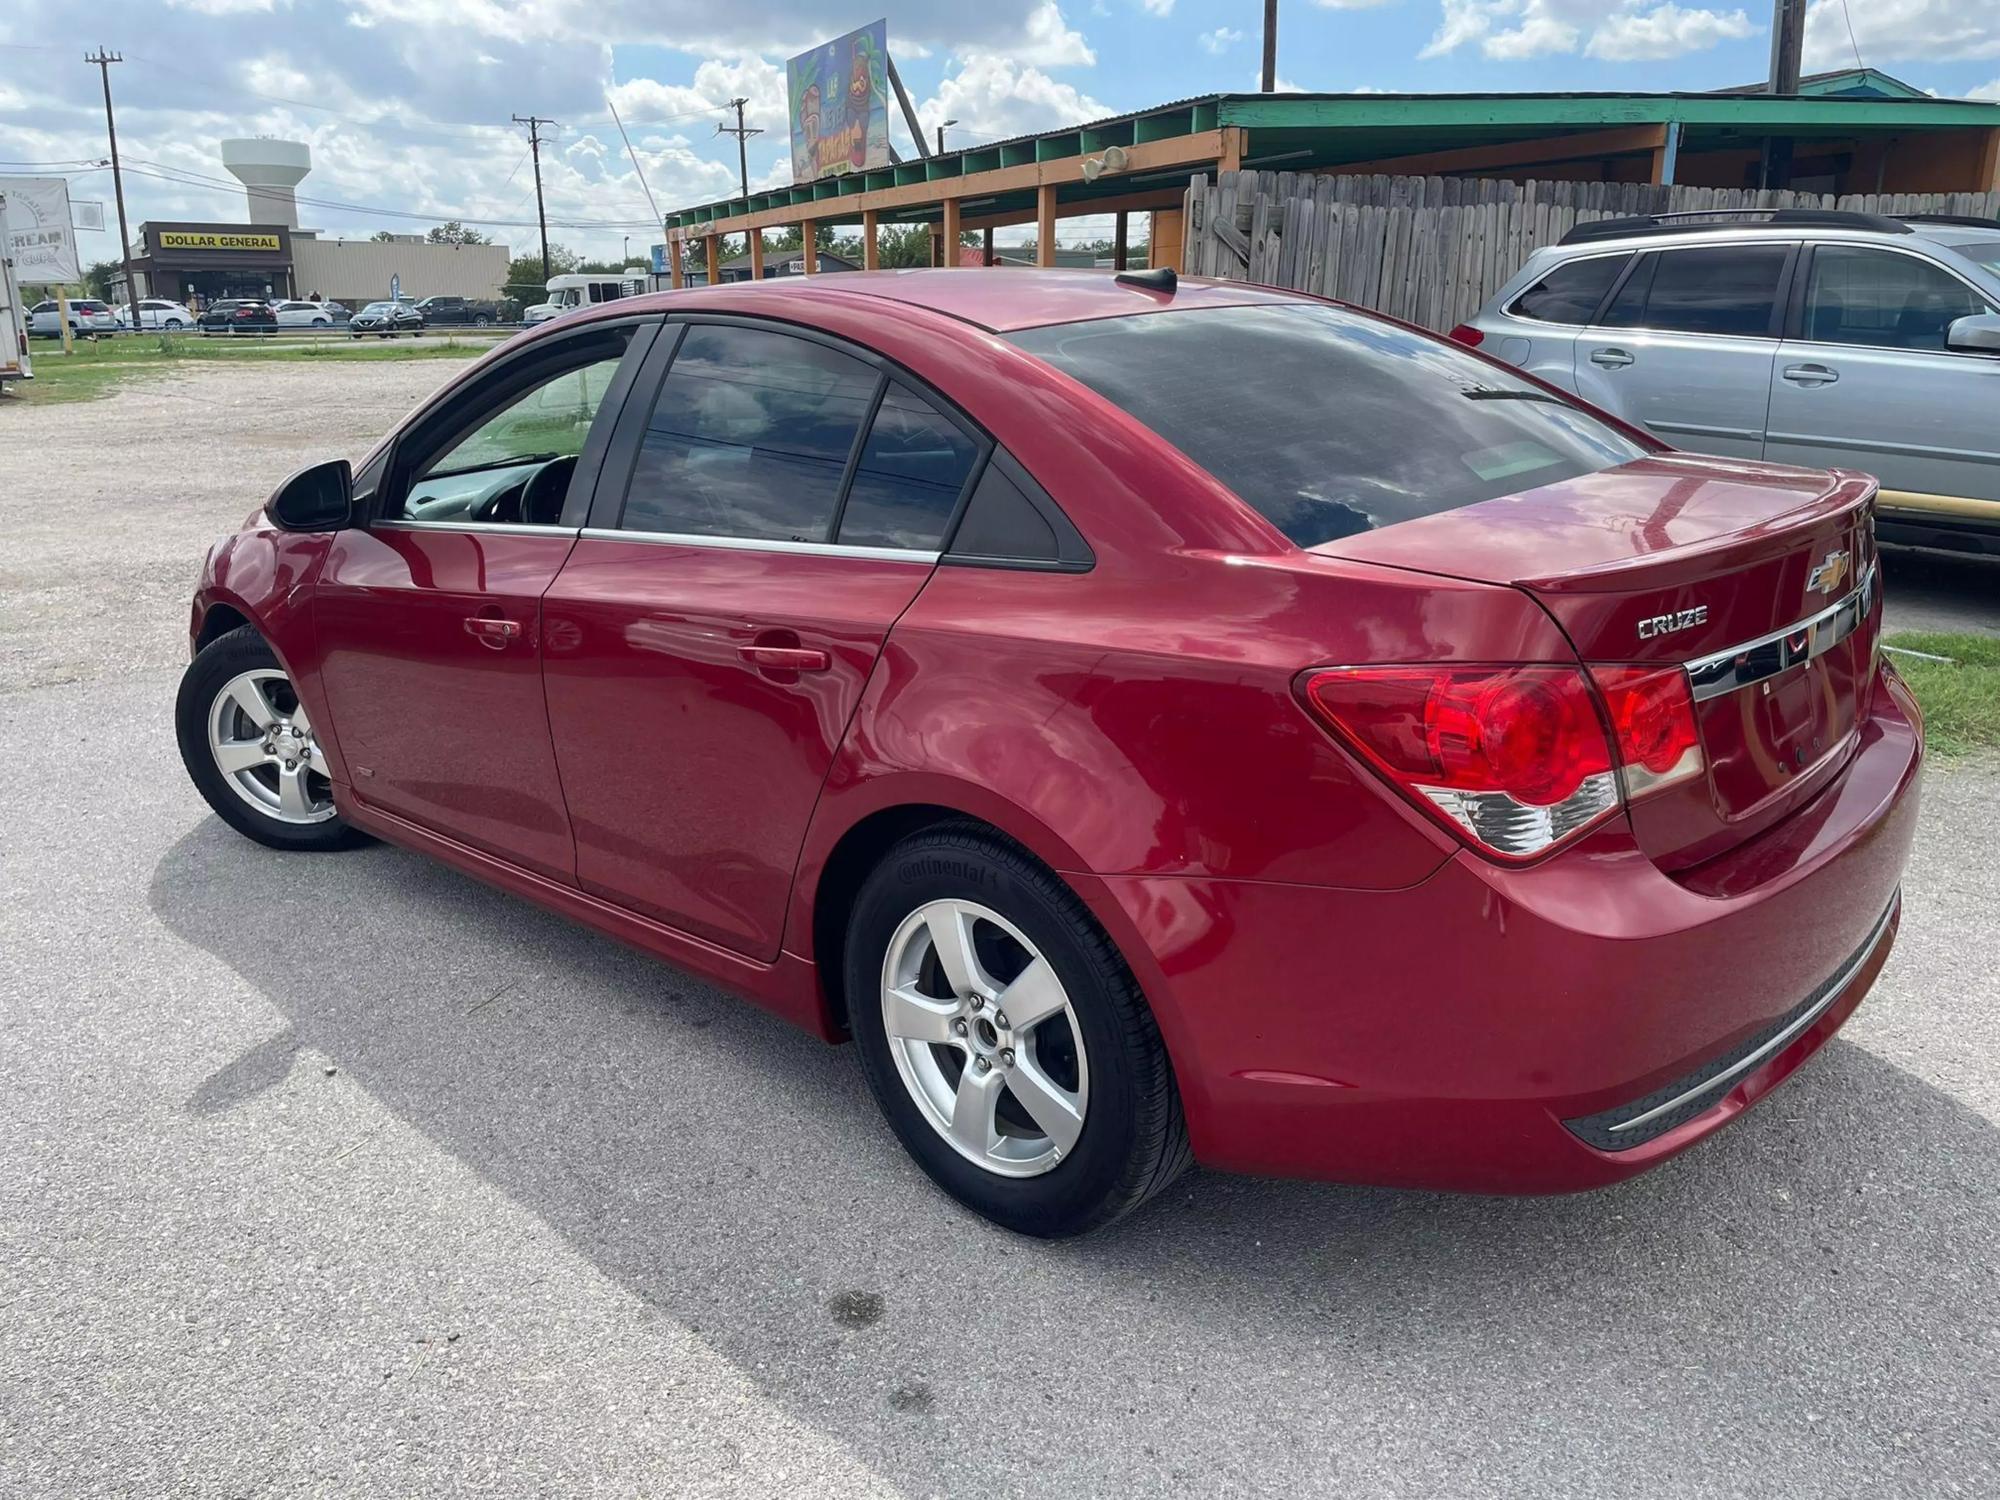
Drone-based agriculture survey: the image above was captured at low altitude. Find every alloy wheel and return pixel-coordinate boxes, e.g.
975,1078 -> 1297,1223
880,899 -> 1089,1178
205,669 -> 336,825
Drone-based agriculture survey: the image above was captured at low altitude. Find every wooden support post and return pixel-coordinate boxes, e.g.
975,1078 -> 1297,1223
862,209 -> 881,270
1036,183 -> 1057,268
704,233 -> 722,286
1149,208 -> 1185,274
800,218 -> 817,275
747,229 -> 764,280
1218,127 -> 1246,175
942,196 -> 962,266
1113,211 -> 1128,271
1982,126 -> 2000,193
983,225 -> 994,267
1650,121 -> 1683,186
669,238 -> 685,289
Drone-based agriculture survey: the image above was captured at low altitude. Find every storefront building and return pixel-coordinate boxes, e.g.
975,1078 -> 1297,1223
129,222 -> 296,305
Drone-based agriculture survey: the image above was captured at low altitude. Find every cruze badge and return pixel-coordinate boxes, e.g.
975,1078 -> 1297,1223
1807,550 -> 1851,596
1637,605 -> 1708,641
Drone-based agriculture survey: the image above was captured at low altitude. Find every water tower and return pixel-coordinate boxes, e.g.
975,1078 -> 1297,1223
220,138 -> 311,227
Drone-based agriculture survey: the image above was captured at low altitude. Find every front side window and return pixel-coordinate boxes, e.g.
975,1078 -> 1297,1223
395,327 -> 634,525
1802,246 -> 1992,351
621,325 -> 877,541
1511,254 -> 1628,325
1010,304 -> 1647,548
1598,245 -> 1788,338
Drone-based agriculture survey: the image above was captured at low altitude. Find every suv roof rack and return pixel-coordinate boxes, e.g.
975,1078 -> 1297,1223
1559,208 -> 1914,246
1898,213 -> 2000,231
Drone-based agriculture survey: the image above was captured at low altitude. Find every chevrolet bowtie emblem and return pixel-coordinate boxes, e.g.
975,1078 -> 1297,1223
1806,550 -> 1851,596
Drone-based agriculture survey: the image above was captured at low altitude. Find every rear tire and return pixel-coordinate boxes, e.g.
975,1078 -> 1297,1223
846,825 -> 1191,1238
176,626 -> 370,853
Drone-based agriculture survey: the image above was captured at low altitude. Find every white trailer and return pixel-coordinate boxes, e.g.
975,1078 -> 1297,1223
0,193 -> 33,392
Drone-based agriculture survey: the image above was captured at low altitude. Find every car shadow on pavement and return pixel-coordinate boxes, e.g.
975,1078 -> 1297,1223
149,818 -> 2000,1491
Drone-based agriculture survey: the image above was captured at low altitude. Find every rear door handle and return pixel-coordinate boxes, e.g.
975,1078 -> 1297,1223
1588,347 -> 1635,368
1781,363 -> 1839,386
464,615 -> 523,648
739,644 -> 830,673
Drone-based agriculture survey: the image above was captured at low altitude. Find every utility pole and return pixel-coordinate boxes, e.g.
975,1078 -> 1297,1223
512,114 -> 556,283
1758,0 -> 1806,189
716,98 -> 762,204
86,49 -> 141,334
1262,0 -> 1279,93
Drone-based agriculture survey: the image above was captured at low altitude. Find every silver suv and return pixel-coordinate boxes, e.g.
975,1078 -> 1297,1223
1461,210 -> 2000,555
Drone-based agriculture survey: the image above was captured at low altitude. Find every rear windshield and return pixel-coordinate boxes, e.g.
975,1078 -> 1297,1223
1009,303 -> 1648,546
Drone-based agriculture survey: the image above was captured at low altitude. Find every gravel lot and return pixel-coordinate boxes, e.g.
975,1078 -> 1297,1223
3,362 -> 1997,1498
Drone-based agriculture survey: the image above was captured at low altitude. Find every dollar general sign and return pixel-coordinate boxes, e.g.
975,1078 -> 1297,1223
157,231 -> 282,252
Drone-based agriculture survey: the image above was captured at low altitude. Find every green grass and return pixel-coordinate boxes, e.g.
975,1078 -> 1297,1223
1883,631 -> 2000,759
3,333 -> 490,404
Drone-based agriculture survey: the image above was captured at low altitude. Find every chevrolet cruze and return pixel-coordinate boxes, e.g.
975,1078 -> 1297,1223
176,268 -> 1921,1237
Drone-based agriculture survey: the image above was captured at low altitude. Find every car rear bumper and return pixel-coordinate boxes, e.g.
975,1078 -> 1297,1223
1082,665 -> 1923,1193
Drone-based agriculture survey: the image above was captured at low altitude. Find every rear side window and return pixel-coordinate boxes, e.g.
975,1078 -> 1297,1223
1599,245 -> 1788,337
1802,246 -> 1992,351
834,382 -> 979,549
1510,254 -> 1628,324
622,324 -> 876,541
1009,304 -> 1647,548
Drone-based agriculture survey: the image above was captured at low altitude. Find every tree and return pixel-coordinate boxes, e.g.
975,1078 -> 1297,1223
427,220 -> 489,245
505,242 -> 580,299
82,259 -> 121,301
370,230 -> 399,243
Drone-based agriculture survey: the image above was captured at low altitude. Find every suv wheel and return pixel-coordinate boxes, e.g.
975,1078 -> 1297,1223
846,826 -> 1190,1237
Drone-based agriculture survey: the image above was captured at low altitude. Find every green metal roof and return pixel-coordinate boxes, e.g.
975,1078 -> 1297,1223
665,88 -> 2000,232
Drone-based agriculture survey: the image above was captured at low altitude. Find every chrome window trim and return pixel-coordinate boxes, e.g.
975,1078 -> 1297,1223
371,520 -> 581,537
579,526 -> 939,564
1683,561 -> 1877,703
1606,893 -> 1898,1136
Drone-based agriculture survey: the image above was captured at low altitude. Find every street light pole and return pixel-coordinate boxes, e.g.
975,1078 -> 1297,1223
937,118 -> 958,154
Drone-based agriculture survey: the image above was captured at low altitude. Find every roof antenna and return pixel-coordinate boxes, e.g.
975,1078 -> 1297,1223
1116,266 -> 1176,294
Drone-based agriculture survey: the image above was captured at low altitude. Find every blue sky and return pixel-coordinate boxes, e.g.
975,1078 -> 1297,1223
4,0 -> 1998,269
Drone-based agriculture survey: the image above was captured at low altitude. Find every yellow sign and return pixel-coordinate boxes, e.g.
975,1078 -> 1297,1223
156,230 -> 282,252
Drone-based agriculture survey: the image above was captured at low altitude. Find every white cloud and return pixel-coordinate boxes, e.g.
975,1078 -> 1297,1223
1423,1 -> 1762,63
918,55 -> 1109,144
1019,1 -> 1098,66
1972,78 -> 2000,100
1200,27 -> 1245,54
1315,0 -> 1397,8
1140,0 -> 1175,15
1803,0 -> 2000,70
1586,3 -> 1754,60
165,0 -> 287,13
1250,72 -> 1309,92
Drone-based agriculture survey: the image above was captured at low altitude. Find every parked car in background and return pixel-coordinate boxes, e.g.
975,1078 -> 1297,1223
348,301 -> 425,338
174,271 -> 1919,1238
521,272 -> 642,326
198,299 -> 279,335
1459,209 -> 2000,555
414,294 -> 512,326
27,298 -> 121,337
115,299 -> 197,331
273,299 -> 342,328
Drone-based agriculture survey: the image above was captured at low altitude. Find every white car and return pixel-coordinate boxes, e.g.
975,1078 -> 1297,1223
273,299 -> 344,328
26,298 -> 121,337
115,298 -> 196,331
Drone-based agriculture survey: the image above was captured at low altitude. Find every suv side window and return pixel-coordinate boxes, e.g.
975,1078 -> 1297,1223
1598,245 -> 1789,338
1802,246 -> 1993,352
1511,254 -> 1629,325
621,324 -> 877,541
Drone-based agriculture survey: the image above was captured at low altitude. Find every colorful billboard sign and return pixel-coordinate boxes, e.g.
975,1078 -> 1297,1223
786,19 -> 891,185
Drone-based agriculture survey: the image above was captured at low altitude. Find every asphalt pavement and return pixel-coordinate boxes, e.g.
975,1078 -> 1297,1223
2,361 -> 1997,1497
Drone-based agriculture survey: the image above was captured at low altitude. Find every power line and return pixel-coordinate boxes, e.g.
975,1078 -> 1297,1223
715,98 -> 763,204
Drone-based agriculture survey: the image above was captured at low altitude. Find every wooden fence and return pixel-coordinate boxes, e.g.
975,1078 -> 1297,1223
1183,171 -> 2000,331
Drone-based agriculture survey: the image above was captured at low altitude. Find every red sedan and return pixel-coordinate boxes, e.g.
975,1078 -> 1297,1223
176,268 -> 1921,1237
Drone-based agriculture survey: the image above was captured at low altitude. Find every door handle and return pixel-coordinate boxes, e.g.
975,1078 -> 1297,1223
1588,347 -> 1635,368
1781,363 -> 1839,386
739,644 -> 831,673
464,615 -> 523,649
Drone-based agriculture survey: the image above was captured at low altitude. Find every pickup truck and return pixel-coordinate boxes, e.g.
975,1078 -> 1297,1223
412,295 -> 514,326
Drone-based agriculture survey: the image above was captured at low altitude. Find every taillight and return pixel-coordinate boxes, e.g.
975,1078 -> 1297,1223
1301,663 -> 1706,862
1447,323 -> 1484,348
1588,665 -> 1702,799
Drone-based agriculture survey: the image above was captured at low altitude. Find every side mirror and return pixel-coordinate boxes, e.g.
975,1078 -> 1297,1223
266,458 -> 353,532
1946,312 -> 2000,355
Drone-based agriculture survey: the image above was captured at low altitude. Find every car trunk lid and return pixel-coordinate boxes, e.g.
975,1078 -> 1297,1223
1314,453 -> 1881,868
